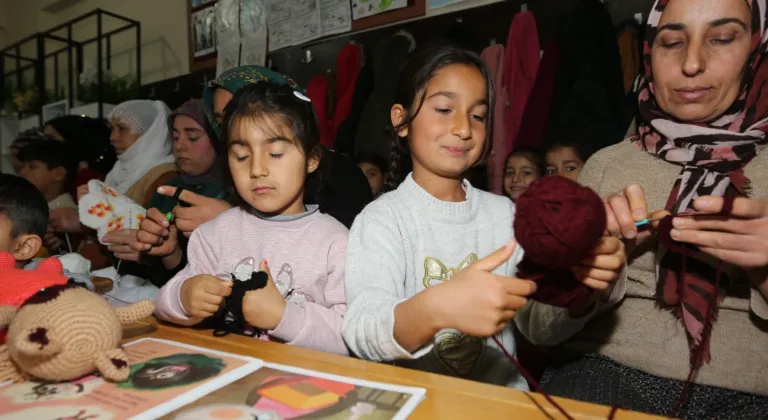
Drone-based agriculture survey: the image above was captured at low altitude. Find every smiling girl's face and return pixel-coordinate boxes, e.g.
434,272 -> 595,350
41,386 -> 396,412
504,154 -> 540,201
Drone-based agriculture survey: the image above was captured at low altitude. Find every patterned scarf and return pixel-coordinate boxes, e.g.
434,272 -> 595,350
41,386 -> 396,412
201,66 -> 298,139
632,0 -> 768,374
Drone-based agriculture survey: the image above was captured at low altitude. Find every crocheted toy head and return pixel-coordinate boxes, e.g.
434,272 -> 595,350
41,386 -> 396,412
0,253 -> 70,309
0,283 -> 154,383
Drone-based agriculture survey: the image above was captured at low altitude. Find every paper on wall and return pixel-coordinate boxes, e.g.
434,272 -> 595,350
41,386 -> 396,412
351,0 -> 408,20
240,0 -> 268,66
215,0 -> 242,76
265,0 -> 351,51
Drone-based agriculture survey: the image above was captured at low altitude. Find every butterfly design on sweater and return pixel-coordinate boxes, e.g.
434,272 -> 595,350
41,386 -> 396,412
77,180 -> 146,244
422,254 -> 477,288
275,263 -> 313,304
422,254 -> 485,378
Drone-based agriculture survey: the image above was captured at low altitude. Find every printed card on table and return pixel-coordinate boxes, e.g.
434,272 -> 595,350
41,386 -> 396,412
0,338 -> 262,420
165,363 -> 426,419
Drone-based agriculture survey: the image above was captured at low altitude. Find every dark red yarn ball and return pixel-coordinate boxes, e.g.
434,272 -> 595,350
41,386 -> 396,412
515,176 -> 607,269
514,176 -> 607,308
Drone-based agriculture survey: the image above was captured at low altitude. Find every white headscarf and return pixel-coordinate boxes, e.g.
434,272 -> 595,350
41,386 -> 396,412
104,100 -> 176,194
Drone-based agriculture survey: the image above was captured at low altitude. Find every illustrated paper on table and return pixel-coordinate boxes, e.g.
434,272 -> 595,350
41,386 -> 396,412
166,363 -> 426,419
0,338 -> 262,420
265,0 -> 351,51
351,0 -> 408,20
78,180 -> 146,245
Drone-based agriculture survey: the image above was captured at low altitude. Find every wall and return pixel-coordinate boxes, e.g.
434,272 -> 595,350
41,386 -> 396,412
1,0 -> 189,89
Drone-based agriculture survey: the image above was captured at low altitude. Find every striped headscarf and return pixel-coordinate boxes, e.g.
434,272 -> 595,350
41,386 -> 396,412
632,0 -> 768,374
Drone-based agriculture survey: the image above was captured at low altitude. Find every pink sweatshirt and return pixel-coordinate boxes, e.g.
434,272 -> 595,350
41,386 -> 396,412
155,206 -> 349,355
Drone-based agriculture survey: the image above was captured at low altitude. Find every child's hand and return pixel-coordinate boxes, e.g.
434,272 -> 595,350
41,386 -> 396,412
131,208 -> 179,258
431,241 -> 537,337
44,226 -> 63,252
76,184 -> 89,201
242,261 -> 287,331
180,275 -> 233,319
572,236 -> 626,292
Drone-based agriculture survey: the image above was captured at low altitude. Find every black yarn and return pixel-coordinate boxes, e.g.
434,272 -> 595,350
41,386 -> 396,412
212,271 -> 268,337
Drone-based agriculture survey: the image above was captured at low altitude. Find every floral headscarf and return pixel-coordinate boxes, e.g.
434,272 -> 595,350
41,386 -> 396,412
632,0 -> 768,375
201,66 -> 299,139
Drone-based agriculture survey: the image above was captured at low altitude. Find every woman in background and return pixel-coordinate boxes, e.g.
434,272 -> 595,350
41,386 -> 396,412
43,115 -> 116,196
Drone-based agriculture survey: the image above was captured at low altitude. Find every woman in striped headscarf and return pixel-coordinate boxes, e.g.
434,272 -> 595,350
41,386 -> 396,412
516,0 -> 768,418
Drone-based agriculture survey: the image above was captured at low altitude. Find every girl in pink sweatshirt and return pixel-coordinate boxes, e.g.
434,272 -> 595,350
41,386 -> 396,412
154,82 -> 349,355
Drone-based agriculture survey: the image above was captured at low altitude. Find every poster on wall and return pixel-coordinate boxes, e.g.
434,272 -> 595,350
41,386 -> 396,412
265,0 -> 351,51
240,0 -> 268,66
192,6 -> 217,58
428,0 -> 467,9
351,0 -> 408,20
216,0 -> 241,76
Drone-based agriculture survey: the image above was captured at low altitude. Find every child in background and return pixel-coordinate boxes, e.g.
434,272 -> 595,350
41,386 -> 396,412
342,45 -> 537,389
0,174 -> 49,267
544,141 -> 589,182
18,139 -> 78,211
155,82 -> 349,355
503,147 -> 544,202
356,155 -> 387,198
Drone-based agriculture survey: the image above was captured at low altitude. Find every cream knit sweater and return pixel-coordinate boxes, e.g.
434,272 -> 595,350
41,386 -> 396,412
515,139 -> 768,396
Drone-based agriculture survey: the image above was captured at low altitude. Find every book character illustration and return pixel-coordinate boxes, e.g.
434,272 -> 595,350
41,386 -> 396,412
119,354 -> 225,391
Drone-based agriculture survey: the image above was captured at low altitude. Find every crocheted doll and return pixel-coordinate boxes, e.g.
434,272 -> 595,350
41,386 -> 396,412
0,255 -> 154,383
0,253 -> 71,344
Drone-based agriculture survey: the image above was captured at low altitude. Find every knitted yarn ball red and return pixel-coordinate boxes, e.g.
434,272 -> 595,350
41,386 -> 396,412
515,176 -> 606,269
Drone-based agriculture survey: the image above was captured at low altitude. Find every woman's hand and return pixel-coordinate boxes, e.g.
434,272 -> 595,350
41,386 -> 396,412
103,229 -> 141,262
49,207 -> 83,234
604,184 -> 670,251
242,261 -> 287,330
670,196 -> 768,269
156,186 -> 232,237
131,208 -> 179,258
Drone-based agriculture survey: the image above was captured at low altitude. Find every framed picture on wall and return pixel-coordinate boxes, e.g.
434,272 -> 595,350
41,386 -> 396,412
191,0 -> 215,8
192,6 -> 217,58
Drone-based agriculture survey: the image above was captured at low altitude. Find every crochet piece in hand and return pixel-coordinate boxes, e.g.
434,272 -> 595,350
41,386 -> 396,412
0,254 -> 155,383
212,257 -> 268,337
78,180 -> 146,244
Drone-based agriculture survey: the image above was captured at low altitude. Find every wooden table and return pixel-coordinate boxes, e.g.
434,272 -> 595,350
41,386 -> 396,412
123,319 -> 666,419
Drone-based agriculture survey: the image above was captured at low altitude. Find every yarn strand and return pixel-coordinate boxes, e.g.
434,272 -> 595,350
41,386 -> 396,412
491,336 -> 620,420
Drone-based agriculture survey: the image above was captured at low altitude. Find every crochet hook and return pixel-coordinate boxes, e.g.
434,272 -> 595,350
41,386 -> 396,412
636,213 -> 698,227
635,217 -> 665,227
